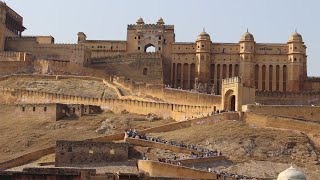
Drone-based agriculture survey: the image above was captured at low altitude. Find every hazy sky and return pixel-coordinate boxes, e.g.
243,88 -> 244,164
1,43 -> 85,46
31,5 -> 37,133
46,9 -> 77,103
6,0 -> 320,76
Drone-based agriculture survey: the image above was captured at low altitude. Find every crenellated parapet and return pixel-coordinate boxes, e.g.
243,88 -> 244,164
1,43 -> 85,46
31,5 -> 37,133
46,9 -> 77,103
127,24 -> 174,30
0,86 -> 214,121
256,90 -> 320,98
222,77 -> 241,85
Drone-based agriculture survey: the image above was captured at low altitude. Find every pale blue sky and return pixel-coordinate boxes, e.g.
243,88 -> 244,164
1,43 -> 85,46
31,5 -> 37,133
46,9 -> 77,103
6,0 -> 320,76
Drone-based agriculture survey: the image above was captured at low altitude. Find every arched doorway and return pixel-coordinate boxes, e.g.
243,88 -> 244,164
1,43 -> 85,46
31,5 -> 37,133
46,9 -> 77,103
144,43 -> 156,52
230,95 -> 236,111
224,89 -> 236,111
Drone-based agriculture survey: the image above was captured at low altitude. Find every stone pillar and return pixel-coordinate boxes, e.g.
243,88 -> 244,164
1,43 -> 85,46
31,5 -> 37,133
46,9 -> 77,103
265,65 -> 269,91
171,63 -> 174,86
181,65 -> 184,89
279,65 -> 283,92
232,64 -> 235,77
226,64 -> 230,78
174,64 -> 177,88
214,63 -> 218,94
272,66 -> 277,91
258,64 -> 262,90
187,64 -> 191,89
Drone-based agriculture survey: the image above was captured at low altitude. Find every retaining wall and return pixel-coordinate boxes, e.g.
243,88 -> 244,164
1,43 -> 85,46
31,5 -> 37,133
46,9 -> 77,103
243,104 -> 320,122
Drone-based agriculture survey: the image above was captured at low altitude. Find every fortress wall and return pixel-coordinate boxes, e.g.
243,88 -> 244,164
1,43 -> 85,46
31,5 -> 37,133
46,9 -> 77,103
255,90 -> 320,105
0,61 -> 32,75
0,88 -> 213,121
137,160 -> 221,179
243,112 -> 320,135
116,77 -> 222,108
34,60 -> 107,78
55,141 -> 128,167
243,104 -> 320,122
124,138 -> 203,155
0,103 -> 58,121
173,156 -> 226,165
0,147 -> 54,170
6,37 -> 37,52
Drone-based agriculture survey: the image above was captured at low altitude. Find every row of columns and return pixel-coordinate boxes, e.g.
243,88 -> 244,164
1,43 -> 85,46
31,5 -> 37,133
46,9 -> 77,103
210,64 -> 239,95
171,63 -> 239,94
5,14 -> 24,36
255,64 -> 287,92
171,63 -> 195,89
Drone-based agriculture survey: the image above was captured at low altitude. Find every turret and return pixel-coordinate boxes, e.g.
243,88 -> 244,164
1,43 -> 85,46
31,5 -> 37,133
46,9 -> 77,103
157,17 -> 165,26
195,29 -> 211,85
287,31 -> 307,91
77,32 -> 87,43
239,30 -> 255,87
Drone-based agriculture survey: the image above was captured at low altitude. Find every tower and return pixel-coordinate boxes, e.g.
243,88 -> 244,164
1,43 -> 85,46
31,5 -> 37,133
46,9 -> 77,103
77,32 -> 87,43
239,30 -> 255,87
287,31 -> 306,91
0,2 -> 7,51
195,29 -> 211,85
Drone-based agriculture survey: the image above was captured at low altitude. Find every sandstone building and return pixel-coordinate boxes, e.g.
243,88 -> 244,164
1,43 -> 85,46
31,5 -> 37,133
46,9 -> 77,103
0,1 -> 319,110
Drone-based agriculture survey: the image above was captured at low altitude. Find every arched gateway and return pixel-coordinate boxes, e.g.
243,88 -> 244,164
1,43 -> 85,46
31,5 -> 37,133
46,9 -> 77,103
221,77 -> 255,112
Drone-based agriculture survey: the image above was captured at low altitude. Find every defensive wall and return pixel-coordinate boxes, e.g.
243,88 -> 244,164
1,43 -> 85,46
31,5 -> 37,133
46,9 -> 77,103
172,156 -> 226,166
0,103 -> 62,121
255,90 -> 320,105
124,137 -> 206,155
137,160 -> 233,180
0,60 -> 32,75
55,141 -> 129,167
114,76 -> 222,108
92,52 -> 164,84
0,87 -> 214,121
242,112 -> 320,135
243,104 -> 320,122
0,146 -> 54,170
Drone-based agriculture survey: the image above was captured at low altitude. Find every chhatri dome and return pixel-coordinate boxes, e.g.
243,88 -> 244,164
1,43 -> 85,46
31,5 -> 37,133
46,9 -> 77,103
277,166 -> 306,180
197,29 -> 211,41
136,17 -> 145,25
157,17 -> 165,25
288,30 -> 303,42
240,29 -> 254,41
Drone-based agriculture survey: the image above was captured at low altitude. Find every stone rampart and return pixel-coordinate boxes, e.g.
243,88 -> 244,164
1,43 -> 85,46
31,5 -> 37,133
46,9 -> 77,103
256,90 -> 320,105
124,138 -> 204,155
137,160 -> 225,179
243,104 -> 320,122
173,156 -> 226,165
55,140 -> 129,167
242,112 -> 320,135
116,77 -> 222,108
0,147 -> 54,170
0,87 -> 213,121
0,61 -> 32,75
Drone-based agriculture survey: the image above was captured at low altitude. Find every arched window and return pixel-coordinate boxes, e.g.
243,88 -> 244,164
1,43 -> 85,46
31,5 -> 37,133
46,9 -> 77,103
145,44 -> 156,52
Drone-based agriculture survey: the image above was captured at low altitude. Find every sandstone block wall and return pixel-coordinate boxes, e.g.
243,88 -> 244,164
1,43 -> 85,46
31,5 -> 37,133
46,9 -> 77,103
55,140 -> 129,167
116,77 -> 222,108
243,104 -> 320,122
256,90 -> 320,105
242,112 -> 320,135
0,103 -> 59,121
137,160 -> 222,179
0,87 -> 214,121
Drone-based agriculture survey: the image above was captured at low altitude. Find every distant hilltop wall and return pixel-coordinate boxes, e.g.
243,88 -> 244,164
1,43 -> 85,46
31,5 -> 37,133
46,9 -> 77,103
114,76 -> 222,108
0,87 -> 214,121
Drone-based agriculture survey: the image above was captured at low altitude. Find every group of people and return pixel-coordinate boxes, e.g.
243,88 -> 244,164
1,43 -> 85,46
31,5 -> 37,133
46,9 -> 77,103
158,158 -> 182,166
208,168 -> 259,180
125,129 -> 222,157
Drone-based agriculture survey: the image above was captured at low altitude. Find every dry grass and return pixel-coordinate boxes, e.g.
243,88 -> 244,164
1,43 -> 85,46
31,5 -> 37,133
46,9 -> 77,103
0,111 -> 174,162
0,77 -> 117,98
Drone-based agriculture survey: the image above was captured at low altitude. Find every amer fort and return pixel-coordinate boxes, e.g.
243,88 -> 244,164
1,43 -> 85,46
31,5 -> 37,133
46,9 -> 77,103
0,1 -> 319,180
